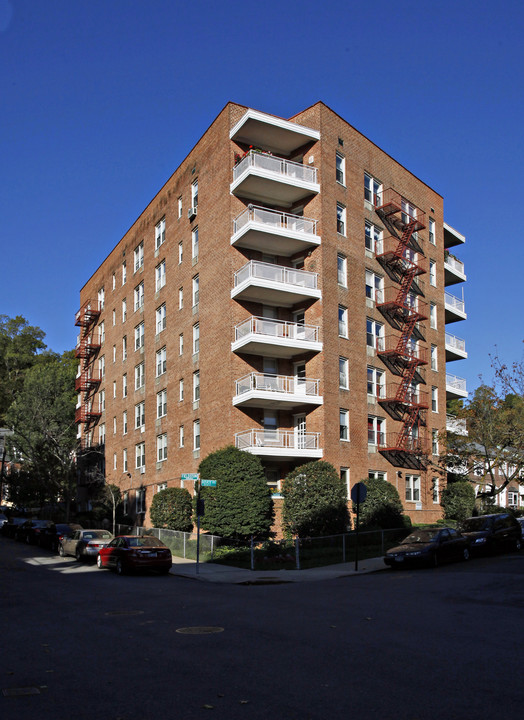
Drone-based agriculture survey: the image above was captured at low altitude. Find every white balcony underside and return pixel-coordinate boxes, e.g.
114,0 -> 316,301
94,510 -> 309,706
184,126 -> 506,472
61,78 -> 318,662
443,222 -> 466,249
230,109 -> 320,155
233,389 -> 323,409
231,278 -> 322,306
231,172 -> 320,207
446,380 -> 468,400
231,223 -> 321,256
445,305 -> 467,323
445,344 -> 468,362
241,446 -> 323,459
444,264 -> 467,286
232,335 -> 323,358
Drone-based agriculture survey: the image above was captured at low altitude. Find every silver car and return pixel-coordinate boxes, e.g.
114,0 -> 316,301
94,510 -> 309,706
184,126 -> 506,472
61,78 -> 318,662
59,529 -> 114,561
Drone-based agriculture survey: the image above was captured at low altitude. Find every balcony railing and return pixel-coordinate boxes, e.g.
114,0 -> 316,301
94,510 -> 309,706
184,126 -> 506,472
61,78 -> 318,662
234,260 -> 319,291
233,151 -> 318,185
446,373 -> 467,394
444,291 -> 466,315
444,254 -> 465,276
235,429 -> 321,451
446,414 -> 468,435
233,204 -> 318,238
235,372 -> 320,398
234,316 -> 320,344
445,332 -> 466,354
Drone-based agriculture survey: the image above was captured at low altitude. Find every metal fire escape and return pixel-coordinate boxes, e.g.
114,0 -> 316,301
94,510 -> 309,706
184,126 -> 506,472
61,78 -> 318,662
74,300 -> 102,441
374,189 -> 429,469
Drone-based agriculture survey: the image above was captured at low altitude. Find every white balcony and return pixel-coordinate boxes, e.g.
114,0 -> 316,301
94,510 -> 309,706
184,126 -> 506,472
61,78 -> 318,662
444,253 -> 466,285
443,222 -> 466,249
235,429 -> 322,460
230,109 -> 320,155
231,151 -> 320,206
233,372 -> 323,409
445,331 -> 468,361
446,373 -> 468,399
444,290 -> 467,323
231,205 -> 320,256
232,260 -> 321,307
446,414 -> 468,436
232,316 -> 322,358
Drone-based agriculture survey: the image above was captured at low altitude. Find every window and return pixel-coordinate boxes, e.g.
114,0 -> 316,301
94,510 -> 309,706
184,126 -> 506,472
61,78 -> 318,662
134,241 -> 144,272
431,386 -> 438,412
179,425 -> 184,447
340,467 -> 350,497
98,321 -> 105,344
432,428 -> 439,455
192,275 -> 199,308
193,323 -> 199,354
191,179 -> 198,209
134,322 -> 144,350
364,173 -> 382,206
369,470 -> 386,482
337,254 -> 347,287
336,203 -> 346,235
155,260 -> 166,291
178,287 -> 183,309
112,344 -> 116,363
122,373 -> 127,398
156,347 -> 166,376
112,309 -> 116,326
340,409 -> 349,441
156,304 -> 166,334
98,355 -> 105,379
122,298 -> 127,322
179,333 -> 184,356
365,270 -> 384,303
155,217 -> 165,250
136,487 -> 145,514
401,198 -> 417,225
157,434 -> 168,462
123,410 -> 128,435
122,261 -> 127,286
157,389 -> 167,418
366,318 -> 384,351
430,302 -> 437,329
193,419 -> 200,450
178,196 -> 182,218
429,218 -> 436,245
365,220 -> 383,254
157,482 -> 167,493
193,370 -> 200,402
97,389 -> 105,414
135,443 -> 145,469
135,401 -> 145,430
122,335 -> 127,360
367,367 -> 385,399
508,491 -> 519,508
405,474 -> 421,502
113,452 -> 117,470
134,282 -> 144,311
123,449 -> 128,473
98,287 -> 105,310
431,344 -> 438,371
336,152 -> 345,185
179,378 -> 184,401
339,357 -> 349,389
178,241 -> 183,264
135,362 -> 145,390
429,259 -> 436,287
192,227 -> 199,261
338,305 -> 348,338
368,415 -> 385,446
432,477 -> 440,504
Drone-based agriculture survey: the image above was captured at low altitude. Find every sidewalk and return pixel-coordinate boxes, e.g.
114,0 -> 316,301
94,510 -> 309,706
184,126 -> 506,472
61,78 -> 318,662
169,554 -> 386,584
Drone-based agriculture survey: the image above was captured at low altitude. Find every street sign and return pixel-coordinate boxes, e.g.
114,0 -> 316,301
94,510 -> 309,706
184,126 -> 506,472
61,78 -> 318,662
181,473 -> 199,481
200,479 -> 217,487
351,482 -> 367,504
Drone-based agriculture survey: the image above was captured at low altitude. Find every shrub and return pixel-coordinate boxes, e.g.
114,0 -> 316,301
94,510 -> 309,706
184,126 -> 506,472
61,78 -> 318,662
441,480 -> 476,522
198,446 -> 273,541
150,487 -> 193,532
355,477 -> 406,529
282,461 -> 350,537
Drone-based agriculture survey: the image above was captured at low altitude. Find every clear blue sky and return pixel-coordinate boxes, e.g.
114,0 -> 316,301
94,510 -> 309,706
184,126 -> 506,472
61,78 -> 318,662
1,0 -> 523,396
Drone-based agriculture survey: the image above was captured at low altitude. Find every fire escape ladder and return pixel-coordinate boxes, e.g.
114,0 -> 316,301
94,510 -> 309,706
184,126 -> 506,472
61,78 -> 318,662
75,300 -> 102,435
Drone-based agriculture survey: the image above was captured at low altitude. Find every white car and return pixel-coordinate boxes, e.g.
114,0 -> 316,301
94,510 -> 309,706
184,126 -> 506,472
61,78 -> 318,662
59,529 -> 114,561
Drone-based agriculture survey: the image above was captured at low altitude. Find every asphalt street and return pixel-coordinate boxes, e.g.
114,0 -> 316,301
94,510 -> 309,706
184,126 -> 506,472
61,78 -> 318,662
1,538 -> 523,720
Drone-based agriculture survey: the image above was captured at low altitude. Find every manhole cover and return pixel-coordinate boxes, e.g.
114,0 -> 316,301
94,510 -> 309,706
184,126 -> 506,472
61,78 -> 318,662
104,610 -> 145,617
3,687 -> 41,697
176,626 -> 224,635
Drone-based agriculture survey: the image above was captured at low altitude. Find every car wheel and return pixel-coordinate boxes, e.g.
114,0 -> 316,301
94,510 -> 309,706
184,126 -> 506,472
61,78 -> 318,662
96,554 -> 103,569
115,559 -> 125,576
58,544 -> 65,557
463,547 -> 470,561
75,548 -> 83,562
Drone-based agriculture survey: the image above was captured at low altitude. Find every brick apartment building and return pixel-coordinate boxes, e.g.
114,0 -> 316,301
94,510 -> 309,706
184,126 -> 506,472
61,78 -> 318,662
75,102 -> 468,527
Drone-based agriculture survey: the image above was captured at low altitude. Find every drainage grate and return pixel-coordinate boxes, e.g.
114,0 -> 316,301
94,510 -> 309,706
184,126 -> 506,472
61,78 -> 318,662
176,626 -> 224,635
3,687 -> 41,697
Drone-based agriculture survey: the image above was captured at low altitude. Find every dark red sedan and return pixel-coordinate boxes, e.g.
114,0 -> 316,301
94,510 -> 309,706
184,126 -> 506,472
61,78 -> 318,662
96,535 -> 172,575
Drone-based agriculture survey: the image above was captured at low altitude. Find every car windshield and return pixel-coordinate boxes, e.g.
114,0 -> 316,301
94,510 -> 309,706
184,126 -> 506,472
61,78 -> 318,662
127,536 -> 166,548
83,531 -> 113,540
462,517 -> 493,532
401,529 -> 440,544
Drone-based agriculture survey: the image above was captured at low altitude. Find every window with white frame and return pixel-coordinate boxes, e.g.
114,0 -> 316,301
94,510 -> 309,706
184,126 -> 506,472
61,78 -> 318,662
122,261 -> 127,285
157,389 -> 167,418
112,344 -> 116,363
193,419 -> 200,450
98,286 -> 105,310
191,179 -> 198,208
122,298 -> 127,322
113,452 -> 117,470
429,259 -> 436,287
98,423 -> 105,445
429,218 -> 436,245
338,305 -> 348,338
156,304 -> 166,334
336,152 -> 345,185
364,173 -> 382,206
367,366 -> 385,399
99,355 -> 105,379
431,344 -> 438,371
432,477 -> 440,504
365,220 -> 383,254
123,410 -> 128,435
178,241 -> 183,264
134,241 -> 144,272
123,449 -> 128,473
112,309 -> 116,326
366,318 -> 384,351
136,487 -> 145,514
98,389 -> 105,413
134,282 -> 144,311
368,415 -> 385,446
405,474 -> 421,502
135,401 -> 145,430
430,302 -> 437,329
339,357 -> 349,389
431,386 -> 438,412
193,370 -> 200,402
365,270 -> 384,303
178,287 -> 183,309
156,347 -> 166,376
155,260 -> 166,291
122,335 -> 127,360
98,321 -> 105,344
122,373 -> 127,398
135,362 -> 145,390
192,227 -> 199,260
340,467 -> 350,497
401,198 -> 417,225
135,443 -> 145,470
336,203 -> 346,235
179,333 -> 184,355
179,424 -> 184,447
155,217 -> 165,250
508,491 -> 519,508
432,428 -> 439,455
192,275 -> 199,308
157,434 -> 168,462
112,273 -> 116,291
193,323 -> 199,354
179,378 -> 184,402
337,254 -> 347,287
134,322 -> 144,350
340,409 -> 349,441
178,196 -> 182,218
368,470 -> 386,481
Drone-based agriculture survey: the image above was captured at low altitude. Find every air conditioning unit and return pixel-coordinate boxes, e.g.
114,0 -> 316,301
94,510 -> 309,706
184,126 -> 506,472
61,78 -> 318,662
188,206 -> 197,220
140,466 -> 145,474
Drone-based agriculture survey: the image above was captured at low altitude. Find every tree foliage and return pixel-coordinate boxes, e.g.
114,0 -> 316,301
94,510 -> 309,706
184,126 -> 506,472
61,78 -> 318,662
355,477 -> 407,529
197,446 -> 273,541
440,480 -> 476,522
150,487 -> 194,532
282,461 -> 350,537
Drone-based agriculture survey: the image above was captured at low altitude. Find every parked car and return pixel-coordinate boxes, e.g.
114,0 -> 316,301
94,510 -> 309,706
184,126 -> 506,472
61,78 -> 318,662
15,519 -> 51,544
0,513 -> 8,528
59,529 -> 114,561
460,513 -> 522,554
1,517 -> 28,539
518,517 -> 524,539
97,535 -> 172,575
38,522 -> 83,552
384,527 -> 470,568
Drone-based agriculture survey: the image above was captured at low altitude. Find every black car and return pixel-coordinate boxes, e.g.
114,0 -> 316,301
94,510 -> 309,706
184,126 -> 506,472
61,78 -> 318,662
460,514 -> 522,554
1,517 -> 28,539
384,527 -> 470,568
14,519 -> 50,544
38,522 -> 83,552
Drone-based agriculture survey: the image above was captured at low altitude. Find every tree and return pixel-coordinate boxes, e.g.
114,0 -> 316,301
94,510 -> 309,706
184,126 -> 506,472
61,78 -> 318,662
6,350 -> 78,517
355,477 -> 406,529
197,446 -> 273,541
150,487 -> 193,532
282,461 -> 350,537
440,481 -> 476,522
